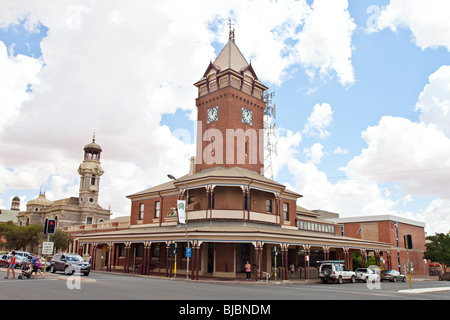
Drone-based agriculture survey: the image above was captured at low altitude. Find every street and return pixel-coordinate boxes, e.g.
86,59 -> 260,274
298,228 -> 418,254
1,269 -> 449,301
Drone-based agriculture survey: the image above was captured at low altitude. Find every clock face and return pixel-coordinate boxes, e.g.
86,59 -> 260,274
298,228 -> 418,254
207,106 -> 218,123
242,108 -> 253,125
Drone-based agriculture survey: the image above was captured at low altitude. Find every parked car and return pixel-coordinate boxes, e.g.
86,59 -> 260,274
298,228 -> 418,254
0,254 -> 8,267
380,269 -> 406,282
7,251 -> 32,269
355,268 -> 380,283
50,253 -> 90,276
318,260 -> 356,284
439,272 -> 450,281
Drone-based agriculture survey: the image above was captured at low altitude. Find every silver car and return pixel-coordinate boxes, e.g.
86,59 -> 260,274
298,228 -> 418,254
380,269 -> 406,282
355,268 -> 380,283
50,253 -> 90,276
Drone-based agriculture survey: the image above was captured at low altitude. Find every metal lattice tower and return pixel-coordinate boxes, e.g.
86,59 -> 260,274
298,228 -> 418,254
264,91 -> 277,180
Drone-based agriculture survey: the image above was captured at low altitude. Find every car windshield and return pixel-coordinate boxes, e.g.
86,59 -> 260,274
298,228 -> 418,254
65,255 -> 85,262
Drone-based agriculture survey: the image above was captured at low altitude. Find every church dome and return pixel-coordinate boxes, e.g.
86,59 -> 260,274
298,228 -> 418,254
27,193 -> 53,207
84,139 -> 102,151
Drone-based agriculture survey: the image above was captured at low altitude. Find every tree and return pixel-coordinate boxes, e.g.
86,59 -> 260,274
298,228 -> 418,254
0,222 -> 72,253
51,228 -> 73,252
424,233 -> 450,271
0,221 -> 43,250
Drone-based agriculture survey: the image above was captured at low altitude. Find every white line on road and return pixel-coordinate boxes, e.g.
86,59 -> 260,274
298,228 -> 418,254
398,287 -> 450,294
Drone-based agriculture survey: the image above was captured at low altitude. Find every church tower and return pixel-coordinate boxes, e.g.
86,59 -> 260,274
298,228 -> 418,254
11,196 -> 20,210
194,26 -> 268,175
78,135 -> 104,206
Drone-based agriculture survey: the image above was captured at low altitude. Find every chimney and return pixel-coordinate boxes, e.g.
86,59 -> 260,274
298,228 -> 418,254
189,156 -> 195,175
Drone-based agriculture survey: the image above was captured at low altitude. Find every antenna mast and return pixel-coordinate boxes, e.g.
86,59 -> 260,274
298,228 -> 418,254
264,91 -> 277,180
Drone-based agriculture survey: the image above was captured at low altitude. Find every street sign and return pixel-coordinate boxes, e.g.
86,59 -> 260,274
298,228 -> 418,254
186,247 -> 192,258
42,242 -> 54,255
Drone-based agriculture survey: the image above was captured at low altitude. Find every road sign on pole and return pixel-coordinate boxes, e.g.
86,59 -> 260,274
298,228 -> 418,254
42,242 -> 54,255
186,247 -> 192,258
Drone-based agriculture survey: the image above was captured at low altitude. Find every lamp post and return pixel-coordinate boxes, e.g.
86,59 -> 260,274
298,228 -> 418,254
168,174 -> 189,280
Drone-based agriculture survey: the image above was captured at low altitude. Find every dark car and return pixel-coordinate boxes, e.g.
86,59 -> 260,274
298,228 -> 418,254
50,253 -> 90,276
381,269 -> 406,282
0,254 -> 8,267
439,272 -> 450,281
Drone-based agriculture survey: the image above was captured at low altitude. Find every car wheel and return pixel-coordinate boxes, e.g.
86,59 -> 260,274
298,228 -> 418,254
392,276 -> 397,282
50,265 -> 56,273
402,277 -> 406,282
350,275 -> 356,283
64,266 -> 74,275
83,271 -> 90,276
338,276 -> 343,284
323,268 -> 332,277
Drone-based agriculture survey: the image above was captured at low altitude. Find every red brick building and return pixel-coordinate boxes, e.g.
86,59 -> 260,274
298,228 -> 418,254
67,32 -> 411,280
330,215 -> 427,276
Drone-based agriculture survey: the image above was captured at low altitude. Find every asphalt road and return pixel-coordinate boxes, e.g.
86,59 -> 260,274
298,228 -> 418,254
1,269 -> 450,301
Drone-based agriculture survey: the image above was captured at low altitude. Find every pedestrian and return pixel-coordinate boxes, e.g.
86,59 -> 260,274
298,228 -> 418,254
4,251 -> 16,279
31,253 -> 39,277
245,260 -> 251,280
36,255 -> 44,278
289,263 -> 295,279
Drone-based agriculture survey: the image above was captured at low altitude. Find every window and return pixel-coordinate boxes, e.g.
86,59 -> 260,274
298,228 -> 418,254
139,203 -> 144,220
86,217 -> 93,225
266,199 -> 272,213
91,175 -> 96,186
155,201 -> 160,218
283,203 -> 289,221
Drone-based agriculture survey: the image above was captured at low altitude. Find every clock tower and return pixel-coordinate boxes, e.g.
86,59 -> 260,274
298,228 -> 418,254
194,30 -> 268,174
78,135 -> 104,206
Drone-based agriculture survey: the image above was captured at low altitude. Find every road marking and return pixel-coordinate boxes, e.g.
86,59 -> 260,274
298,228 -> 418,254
398,287 -> 450,294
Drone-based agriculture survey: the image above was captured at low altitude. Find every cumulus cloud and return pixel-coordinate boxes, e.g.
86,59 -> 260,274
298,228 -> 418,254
302,103 -> 333,139
293,0 -> 356,86
0,41 -> 42,135
374,0 -> 450,51
345,65 -> 450,199
416,65 -> 450,137
0,0 -> 358,215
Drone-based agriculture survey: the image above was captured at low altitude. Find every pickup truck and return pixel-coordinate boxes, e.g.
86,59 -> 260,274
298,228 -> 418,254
318,260 -> 356,284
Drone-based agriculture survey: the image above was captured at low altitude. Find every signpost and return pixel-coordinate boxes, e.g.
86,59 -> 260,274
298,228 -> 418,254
42,242 -> 54,255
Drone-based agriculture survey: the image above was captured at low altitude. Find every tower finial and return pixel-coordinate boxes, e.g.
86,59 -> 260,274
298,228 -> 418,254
228,18 -> 235,42
93,129 -> 96,143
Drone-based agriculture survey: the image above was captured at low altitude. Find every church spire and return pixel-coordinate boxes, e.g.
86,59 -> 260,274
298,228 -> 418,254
228,18 -> 235,43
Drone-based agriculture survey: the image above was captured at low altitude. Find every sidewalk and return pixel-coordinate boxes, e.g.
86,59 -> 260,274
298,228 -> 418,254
1,266 -> 439,284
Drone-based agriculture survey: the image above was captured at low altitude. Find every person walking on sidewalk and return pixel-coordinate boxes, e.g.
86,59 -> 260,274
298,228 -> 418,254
4,251 -> 16,279
245,261 -> 251,280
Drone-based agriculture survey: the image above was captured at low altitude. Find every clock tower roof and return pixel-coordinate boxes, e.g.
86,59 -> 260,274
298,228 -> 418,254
213,38 -> 249,74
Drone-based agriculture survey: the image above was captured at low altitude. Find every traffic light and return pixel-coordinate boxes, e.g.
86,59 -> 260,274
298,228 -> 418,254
404,234 -> 413,249
44,219 -> 56,234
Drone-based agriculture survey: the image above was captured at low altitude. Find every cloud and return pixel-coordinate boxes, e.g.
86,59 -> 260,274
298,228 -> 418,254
416,65 -> 450,137
422,199 -> 450,234
345,64 -> 450,199
0,41 -> 42,135
0,0 -> 362,215
293,0 -> 356,86
302,102 -> 333,139
333,147 -> 348,155
303,143 -> 325,165
374,0 -> 450,51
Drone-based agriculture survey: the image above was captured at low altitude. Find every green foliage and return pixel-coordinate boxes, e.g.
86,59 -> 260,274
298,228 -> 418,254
424,233 -> 450,271
0,222 -> 72,252
0,221 -> 43,250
